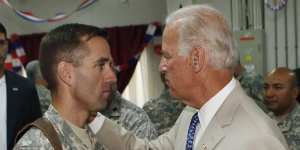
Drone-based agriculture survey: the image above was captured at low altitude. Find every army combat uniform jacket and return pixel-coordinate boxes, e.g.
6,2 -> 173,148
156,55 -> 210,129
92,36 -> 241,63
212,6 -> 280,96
14,105 -> 103,150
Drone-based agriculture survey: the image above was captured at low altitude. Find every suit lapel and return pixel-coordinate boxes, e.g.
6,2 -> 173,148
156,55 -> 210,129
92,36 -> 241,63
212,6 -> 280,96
5,71 -> 22,146
196,117 -> 224,150
195,82 -> 243,150
175,106 -> 198,150
6,70 -> 20,120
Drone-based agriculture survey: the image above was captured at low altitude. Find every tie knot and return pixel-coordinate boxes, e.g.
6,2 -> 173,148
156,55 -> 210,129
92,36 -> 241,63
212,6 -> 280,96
191,112 -> 200,124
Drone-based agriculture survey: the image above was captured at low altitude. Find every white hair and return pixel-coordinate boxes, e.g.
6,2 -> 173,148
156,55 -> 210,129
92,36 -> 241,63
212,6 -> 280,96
165,5 -> 239,70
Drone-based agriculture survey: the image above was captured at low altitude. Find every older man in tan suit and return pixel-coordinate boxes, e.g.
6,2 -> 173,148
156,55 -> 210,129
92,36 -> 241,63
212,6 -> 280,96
89,5 -> 288,150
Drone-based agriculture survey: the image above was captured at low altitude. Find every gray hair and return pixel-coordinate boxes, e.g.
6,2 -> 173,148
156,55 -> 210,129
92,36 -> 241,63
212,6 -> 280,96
165,5 -> 239,70
26,60 -> 43,82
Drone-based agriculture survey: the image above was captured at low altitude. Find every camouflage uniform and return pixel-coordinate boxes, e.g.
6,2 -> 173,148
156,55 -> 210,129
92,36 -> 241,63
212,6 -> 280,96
14,105 -> 103,150
36,84 -> 51,113
101,91 -> 158,140
237,71 -> 268,112
143,89 -> 185,135
268,103 -> 300,150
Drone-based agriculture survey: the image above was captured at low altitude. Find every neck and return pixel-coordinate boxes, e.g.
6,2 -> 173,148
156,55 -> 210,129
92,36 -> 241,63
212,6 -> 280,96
52,92 -> 89,128
0,64 -> 4,77
274,101 -> 297,119
190,69 -> 232,109
274,113 -> 289,122
0,69 -> 3,78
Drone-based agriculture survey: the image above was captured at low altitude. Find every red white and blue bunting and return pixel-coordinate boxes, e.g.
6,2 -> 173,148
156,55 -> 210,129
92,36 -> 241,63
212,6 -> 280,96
4,34 -> 27,72
3,23 -> 162,73
115,23 -> 162,73
265,0 -> 288,11
0,0 -> 98,23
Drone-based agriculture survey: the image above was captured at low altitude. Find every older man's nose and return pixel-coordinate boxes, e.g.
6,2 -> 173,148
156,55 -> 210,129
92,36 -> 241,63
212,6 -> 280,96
159,57 -> 167,73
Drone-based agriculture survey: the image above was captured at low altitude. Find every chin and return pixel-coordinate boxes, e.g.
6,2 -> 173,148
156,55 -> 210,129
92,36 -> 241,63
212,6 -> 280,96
89,101 -> 107,112
98,101 -> 108,111
265,105 -> 276,111
100,104 -> 107,111
170,90 -> 184,100
169,89 -> 176,96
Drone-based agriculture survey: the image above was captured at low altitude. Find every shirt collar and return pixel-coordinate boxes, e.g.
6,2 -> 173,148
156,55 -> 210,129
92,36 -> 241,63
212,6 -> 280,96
198,78 -> 236,131
0,75 -> 6,86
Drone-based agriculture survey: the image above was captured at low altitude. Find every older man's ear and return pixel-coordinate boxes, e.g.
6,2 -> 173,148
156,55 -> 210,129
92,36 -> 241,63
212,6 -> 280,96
190,47 -> 206,73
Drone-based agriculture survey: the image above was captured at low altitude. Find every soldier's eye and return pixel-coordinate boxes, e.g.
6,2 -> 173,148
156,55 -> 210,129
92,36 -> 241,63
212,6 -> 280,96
96,63 -> 105,71
274,86 -> 283,90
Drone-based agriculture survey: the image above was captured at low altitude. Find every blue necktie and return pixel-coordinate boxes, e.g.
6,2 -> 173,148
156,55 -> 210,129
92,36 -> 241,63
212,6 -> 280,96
185,112 -> 200,150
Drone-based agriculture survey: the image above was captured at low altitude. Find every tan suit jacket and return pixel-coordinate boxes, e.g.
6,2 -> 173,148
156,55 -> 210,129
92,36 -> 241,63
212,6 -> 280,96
96,82 -> 288,150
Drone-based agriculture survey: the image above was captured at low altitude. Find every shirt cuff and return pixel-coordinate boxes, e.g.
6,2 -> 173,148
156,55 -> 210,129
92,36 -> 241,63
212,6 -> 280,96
88,112 -> 105,135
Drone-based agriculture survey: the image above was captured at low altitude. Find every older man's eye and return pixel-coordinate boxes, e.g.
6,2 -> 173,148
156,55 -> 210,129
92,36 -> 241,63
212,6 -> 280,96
163,54 -> 171,60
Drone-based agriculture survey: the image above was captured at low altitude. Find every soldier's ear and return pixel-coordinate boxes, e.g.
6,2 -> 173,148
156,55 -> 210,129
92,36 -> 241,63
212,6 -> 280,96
292,86 -> 299,99
57,61 -> 73,87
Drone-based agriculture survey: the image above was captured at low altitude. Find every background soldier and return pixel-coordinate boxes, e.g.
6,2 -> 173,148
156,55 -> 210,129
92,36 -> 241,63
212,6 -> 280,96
143,73 -> 185,135
101,89 -> 158,139
264,67 -> 300,150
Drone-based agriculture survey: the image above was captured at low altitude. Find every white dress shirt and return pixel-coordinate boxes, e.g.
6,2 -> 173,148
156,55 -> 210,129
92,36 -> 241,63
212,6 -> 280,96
193,78 -> 236,149
0,75 -> 7,150
89,78 -> 237,149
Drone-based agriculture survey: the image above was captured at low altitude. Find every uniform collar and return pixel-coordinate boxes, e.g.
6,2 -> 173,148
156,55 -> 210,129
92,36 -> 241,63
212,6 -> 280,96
0,74 -> 5,86
273,103 -> 300,132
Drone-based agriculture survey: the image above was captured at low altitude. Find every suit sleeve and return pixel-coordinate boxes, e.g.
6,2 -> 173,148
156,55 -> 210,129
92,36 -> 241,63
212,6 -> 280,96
242,135 -> 288,150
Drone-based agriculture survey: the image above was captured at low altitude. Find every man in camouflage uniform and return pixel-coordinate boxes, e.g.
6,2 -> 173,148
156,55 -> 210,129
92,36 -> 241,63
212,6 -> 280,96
101,90 -> 157,139
143,73 -> 185,135
264,67 -> 300,150
14,24 -> 117,149
14,105 -> 103,149
293,68 -> 300,103
234,63 -> 267,112
26,60 -> 51,113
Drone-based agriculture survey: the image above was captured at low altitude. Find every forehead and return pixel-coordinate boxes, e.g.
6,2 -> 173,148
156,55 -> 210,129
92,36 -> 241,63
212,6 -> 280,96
85,36 -> 112,59
265,73 -> 291,85
162,23 -> 180,53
